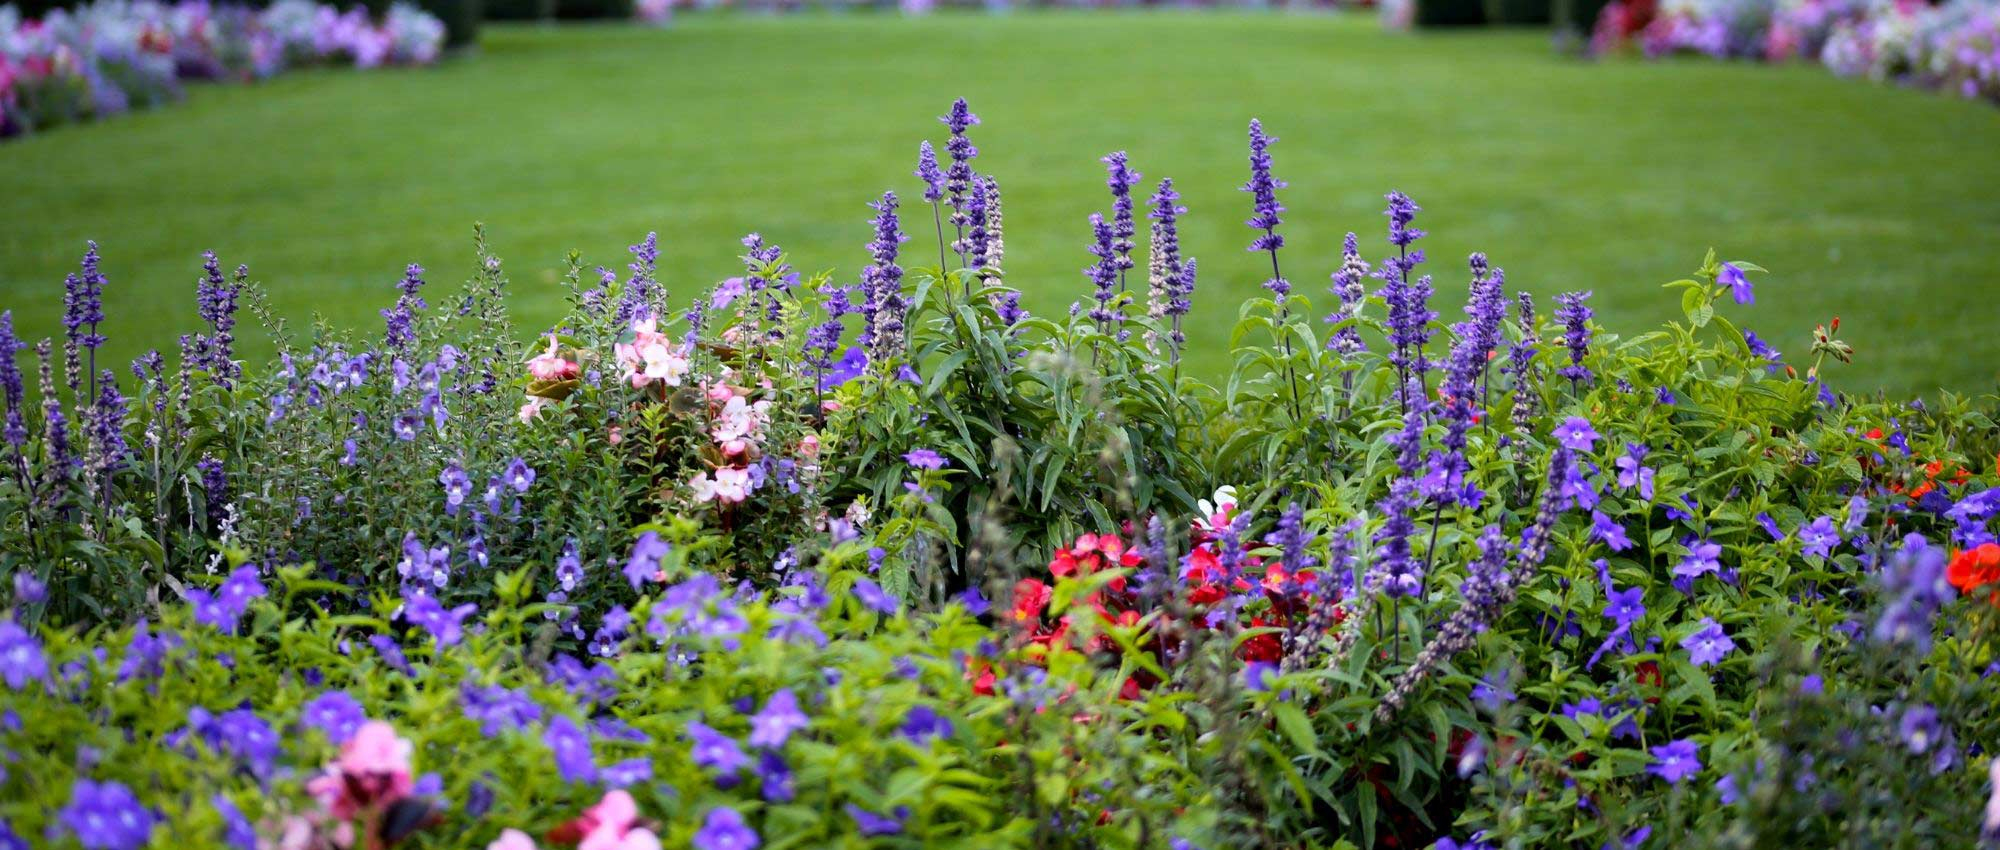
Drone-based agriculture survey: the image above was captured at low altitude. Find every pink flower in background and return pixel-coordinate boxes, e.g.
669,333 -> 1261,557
489,829 -> 539,850
528,335 -> 579,382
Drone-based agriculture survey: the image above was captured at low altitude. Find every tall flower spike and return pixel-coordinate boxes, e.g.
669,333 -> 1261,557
914,140 -> 944,204
1145,178 -> 1186,357
965,177 -> 993,277
1377,192 -> 1434,410
1376,446 -> 1570,722
617,232 -> 663,327
1101,152 -> 1141,292
61,241 -> 108,401
939,98 -> 981,260
1084,214 -> 1121,336
983,177 -> 1005,278
382,263 -> 428,352
1505,292 -> 1541,433
1325,232 -> 1370,356
1242,120 -> 1289,302
0,312 -> 26,452
194,251 -> 244,388
1554,290 -> 1595,389
861,192 -> 908,368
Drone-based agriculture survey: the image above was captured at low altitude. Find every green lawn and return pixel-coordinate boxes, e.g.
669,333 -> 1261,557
3,12 -> 1998,396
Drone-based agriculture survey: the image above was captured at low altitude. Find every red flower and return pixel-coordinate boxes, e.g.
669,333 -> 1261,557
1010,578 -> 1050,625
1948,544 -> 2000,605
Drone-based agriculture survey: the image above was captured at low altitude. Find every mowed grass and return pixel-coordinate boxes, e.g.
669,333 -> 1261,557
2,13 -> 1999,396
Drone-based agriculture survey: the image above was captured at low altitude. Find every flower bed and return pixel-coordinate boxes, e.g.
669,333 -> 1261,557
1591,0 -> 2000,104
0,0 -> 446,139
2,98 -> 1999,849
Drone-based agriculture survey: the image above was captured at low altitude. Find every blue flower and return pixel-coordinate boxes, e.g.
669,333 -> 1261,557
693,806 -> 760,850
1591,511 -> 1634,552
851,577 -> 899,615
0,620 -> 49,690
688,720 -> 750,780
1681,618 -> 1735,667
1647,738 -> 1701,784
544,714 -> 596,783
59,779 -> 156,850
1797,515 -> 1841,559
1552,417 -> 1600,452
844,803 -> 909,837
747,689 -> 809,749
902,448 -> 948,470
1718,262 -> 1753,305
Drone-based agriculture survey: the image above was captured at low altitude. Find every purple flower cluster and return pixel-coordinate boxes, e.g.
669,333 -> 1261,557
1872,538 -> 1953,650
187,564 -> 266,634
59,778 -> 157,850
381,262 -> 428,352
190,252 -> 245,387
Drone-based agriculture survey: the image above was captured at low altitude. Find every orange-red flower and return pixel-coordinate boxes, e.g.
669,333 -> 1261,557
1948,544 -> 2000,604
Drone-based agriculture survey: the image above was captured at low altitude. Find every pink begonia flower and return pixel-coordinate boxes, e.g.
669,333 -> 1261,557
690,468 -> 752,504
489,828 -> 540,850
799,434 -> 821,458
308,720 -> 414,819
527,336 -> 579,382
518,396 -> 552,424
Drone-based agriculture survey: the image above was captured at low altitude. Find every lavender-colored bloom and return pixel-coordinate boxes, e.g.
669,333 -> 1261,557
12,572 -> 46,607
212,708 -> 281,778
396,533 -> 452,590
194,253 -> 245,387
62,242 -> 110,398
1245,660 -> 1279,693
851,577 -> 899,615
213,794 -> 255,850
1083,212 -> 1122,333
625,531 -> 670,590
1553,290 -> 1594,386
544,714 -> 596,782
402,592 -> 476,649
600,759 -> 652,789
1552,417 -> 1599,452
1872,542 -> 1952,650
755,751 -> 795,803
1681,618 -> 1735,667
900,704 -> 954,743
1241,120 -> 1289,302
1744,330 -> 1782,372
1797,516 -> 1841,559
748,689 -> 809,749
903,448 -> 947,470
503,457 -> 535,493
914,140 -> 944,204
860,192 -> 909,366
617,232 -> 663,326
1270,502 -> 1319,590
1366,402 -> 1427,597
301,691 -> 367,743
1899,703 -> 1942,754
1647,739 -> 1702,784
1614,443 -> 1656,501
0,313 -> 27,452
1718,262 -> 1753,304
59,778 -> 156,850
462,683 -> 542,736
1324,233 -> 1370,356
844,804 -> 909,837
1102,152 -> 1140,287
84,374 -> 131,483
1377,193 -> 1435,403
687,720 -> 749,778
0,620 -> 49,689
939,98 -> 981,242
1673,540 -> 1722,583
1591,511 -> 1634,552
381,263 -> 428,351
693,806 -> 761,850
